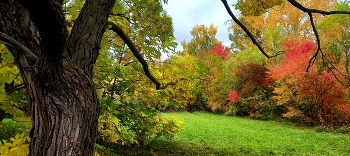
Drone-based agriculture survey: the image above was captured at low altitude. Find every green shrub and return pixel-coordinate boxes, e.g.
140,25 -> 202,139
225,98 -> 251,116
0,118 -> 27,141
98,98 -> 184,147
0,118 -> 31,156
225,87 -> 286,120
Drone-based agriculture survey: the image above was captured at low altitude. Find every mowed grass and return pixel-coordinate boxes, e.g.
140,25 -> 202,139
116,112 -> 350,155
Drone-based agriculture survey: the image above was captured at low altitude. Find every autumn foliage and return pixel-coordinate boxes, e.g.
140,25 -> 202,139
297,72 -> 350,125
226,62 -> 280,118
235,63 -> 274,97
227,90 -> 240,103
209,42 -> 231,58
270,40 -> 350,126
269,40 -> 316,79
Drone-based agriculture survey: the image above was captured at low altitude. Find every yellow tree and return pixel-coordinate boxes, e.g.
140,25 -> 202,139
201,53 -> 227,111
181,24 -> 219,56
266,0 -> 337,40
134,54 -> 201,110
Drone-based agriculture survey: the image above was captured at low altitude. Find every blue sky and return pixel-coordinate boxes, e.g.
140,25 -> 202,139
163,0 -> 238,51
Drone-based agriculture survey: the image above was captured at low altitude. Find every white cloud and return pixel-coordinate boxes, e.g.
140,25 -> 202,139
163,0 -> 238,51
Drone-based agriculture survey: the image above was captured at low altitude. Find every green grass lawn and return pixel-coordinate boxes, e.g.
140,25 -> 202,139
116,112 -> 350,156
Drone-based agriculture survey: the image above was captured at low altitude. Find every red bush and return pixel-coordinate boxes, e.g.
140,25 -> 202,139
227,90 -> 240,103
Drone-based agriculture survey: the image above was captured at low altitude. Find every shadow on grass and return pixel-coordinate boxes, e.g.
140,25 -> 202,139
113,139 -> 234,156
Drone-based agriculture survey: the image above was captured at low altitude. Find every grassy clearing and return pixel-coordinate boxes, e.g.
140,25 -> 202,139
115,112 -> 350,155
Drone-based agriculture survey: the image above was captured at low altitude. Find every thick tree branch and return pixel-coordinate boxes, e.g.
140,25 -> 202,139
0,32 -> 38,62
288,0 -> 350,15
67,0 -> 116,72
108,22 -> 163,89
108,22 -> 183,90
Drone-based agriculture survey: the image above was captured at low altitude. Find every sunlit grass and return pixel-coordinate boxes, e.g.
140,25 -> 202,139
116,112 -> 350,155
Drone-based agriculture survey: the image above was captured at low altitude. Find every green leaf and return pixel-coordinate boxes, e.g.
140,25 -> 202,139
8,91 -> 25,103
0,93 -> 5,102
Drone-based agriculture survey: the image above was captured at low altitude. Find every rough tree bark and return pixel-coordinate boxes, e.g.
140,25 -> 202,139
0,0 -> 116,155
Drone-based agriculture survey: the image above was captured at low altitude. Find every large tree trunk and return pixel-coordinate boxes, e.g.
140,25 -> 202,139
0,0 -> 116,155
28,62 -> 100,155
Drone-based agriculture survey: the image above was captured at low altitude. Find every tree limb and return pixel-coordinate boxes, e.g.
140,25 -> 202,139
0,32 -> 38,62
108,22 -> 183,90
288,0 -> 350,15
108,22 -> 163,89
221,0 -> 283,58
305,12 -> 320,72
67,0 -> 116,72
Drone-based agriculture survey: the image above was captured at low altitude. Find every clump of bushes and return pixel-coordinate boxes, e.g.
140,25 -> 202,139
96,97 -> 184,155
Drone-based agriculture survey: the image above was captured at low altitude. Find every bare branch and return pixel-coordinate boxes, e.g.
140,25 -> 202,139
221,0 -> 283,58
0,32 -> 38,62
306,12 -> 320,72
288,0 -> 350,15
108,22 -> 181,90
108,22 -> 162,89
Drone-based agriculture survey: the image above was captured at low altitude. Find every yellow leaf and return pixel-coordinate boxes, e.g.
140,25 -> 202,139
94,150 -> 101,156
10,137 -> 15,142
